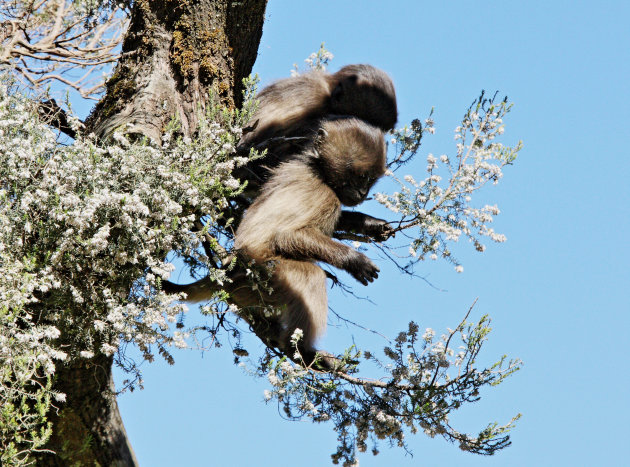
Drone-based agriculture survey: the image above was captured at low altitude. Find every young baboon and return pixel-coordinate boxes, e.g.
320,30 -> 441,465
234,116 -> 389,365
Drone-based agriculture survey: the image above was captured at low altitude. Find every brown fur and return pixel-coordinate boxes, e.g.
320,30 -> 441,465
164,118 -> 389,366
235,64 -> 397,194
241,64 -> 396,147
234,117 -> 387,364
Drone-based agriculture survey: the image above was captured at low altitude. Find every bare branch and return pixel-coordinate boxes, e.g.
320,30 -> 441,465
37,97 -> 79,138
1,0 -> 127,99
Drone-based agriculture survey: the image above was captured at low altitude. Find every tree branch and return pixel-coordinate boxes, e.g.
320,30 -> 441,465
37,98 -> 79,138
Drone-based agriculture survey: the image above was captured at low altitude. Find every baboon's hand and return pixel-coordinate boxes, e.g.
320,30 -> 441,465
363,217 -> 395,242
346,251 -> 379,285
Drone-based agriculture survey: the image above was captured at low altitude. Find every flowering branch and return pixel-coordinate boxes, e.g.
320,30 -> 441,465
291,42 -> 334,76
374,91 -> 522,273
259,303 -> 521,466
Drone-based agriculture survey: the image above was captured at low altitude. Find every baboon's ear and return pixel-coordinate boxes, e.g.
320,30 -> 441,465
313,128 -> 329,157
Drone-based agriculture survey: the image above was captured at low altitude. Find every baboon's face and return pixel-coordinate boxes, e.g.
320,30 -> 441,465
316,118 -> 386,207
337,173 -> 379,206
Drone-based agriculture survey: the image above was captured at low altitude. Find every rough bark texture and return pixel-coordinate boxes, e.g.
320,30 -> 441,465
35,1 -> 267,464
35,356 -> 138,467
86,0 -> 267,141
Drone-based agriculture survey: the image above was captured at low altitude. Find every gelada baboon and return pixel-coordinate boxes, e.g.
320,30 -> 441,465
235,64 -> 397,194
170,117 -> 390,367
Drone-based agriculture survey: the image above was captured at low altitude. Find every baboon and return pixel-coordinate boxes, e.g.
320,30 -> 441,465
171,117 -> 390,367
235,64 -> 397,194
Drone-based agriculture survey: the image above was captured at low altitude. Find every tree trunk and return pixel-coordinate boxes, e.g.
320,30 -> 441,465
86,0 -> 267,141
35,356 -> 138,466
35,1 -> 267,464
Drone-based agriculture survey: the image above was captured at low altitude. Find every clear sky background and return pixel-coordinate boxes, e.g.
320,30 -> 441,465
102,1 -> 630,466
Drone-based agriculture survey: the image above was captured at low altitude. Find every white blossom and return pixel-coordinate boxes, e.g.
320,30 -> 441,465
0,81 -> 250,458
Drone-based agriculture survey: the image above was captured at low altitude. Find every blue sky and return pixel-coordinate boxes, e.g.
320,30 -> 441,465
107,1 -> 630,466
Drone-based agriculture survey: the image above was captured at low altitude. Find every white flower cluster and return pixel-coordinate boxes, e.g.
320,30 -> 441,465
378,95 -> 521,269
0,80 -> 248,457
258,314 -> 521,465
304,43 -> 334,71
291,43 -> 334,76
265,359 -> 309,401
370,406 -> 403,441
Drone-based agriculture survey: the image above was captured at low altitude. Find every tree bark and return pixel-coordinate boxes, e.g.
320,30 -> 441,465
35,355 -> 138,467
35,1 -> 267,464
86,0 -> 267,141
